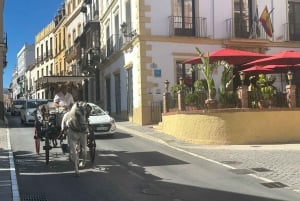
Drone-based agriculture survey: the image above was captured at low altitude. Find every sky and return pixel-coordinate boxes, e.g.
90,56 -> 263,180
3,0 -> 64,89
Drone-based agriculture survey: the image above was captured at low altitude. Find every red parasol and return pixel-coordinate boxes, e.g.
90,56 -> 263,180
244,50 -> 300,67
182,48 -> 270,65
242,65 -> 274,74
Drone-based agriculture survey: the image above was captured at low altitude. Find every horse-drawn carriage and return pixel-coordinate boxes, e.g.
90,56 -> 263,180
33,75 -> 96,175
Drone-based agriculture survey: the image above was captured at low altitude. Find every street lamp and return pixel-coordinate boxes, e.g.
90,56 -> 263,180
164,80 -> 170,92
239,71 -> 245,86
120,22 -> 136,39
287,70 -> 293,85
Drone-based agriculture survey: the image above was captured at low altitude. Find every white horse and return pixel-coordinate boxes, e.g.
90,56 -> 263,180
61,102 -> 91,176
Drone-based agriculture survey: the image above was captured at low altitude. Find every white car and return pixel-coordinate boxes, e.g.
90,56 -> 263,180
11,99 -> 26,116
20,99 -> 49,125
88,102 -> 116,136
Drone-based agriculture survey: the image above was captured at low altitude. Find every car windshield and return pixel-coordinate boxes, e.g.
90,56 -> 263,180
37,100 -> 49,106
14,100 -> 25,105
90,104 -> 106,116
27,101 -> 37,108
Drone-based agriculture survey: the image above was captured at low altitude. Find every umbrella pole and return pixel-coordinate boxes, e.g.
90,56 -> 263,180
281,73 -> 283,92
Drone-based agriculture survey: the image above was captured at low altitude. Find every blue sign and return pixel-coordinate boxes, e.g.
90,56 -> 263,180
154,69 -> 161,77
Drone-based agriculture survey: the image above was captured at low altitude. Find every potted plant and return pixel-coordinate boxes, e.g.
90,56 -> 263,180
194,48 -> 220,108
218,63 -> 237,108
256,74 -> 277,108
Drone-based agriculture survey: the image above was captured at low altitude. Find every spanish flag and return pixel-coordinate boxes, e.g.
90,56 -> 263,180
259,6 -> 273,37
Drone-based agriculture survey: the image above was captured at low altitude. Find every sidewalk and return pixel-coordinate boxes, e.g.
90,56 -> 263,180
116,121 -> 300,194
0,117 -> 19,201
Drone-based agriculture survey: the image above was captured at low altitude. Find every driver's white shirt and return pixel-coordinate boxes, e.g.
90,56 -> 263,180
54,91 -> 74,107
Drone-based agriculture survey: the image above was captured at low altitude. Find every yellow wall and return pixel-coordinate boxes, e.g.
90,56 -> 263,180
160,110 -> 300,144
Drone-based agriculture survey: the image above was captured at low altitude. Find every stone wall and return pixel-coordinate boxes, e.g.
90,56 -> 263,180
160,109 -> 300,144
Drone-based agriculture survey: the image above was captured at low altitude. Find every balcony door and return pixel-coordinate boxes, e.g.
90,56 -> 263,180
289,1 -> 300,41
173,0 -> 195,36
234,0 -> 255,38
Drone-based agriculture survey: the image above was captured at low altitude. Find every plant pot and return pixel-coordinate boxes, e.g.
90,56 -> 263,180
205,99 -> 218,109
258,100 -> 271,109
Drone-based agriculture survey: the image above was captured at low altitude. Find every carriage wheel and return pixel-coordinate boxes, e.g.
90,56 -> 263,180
89,140 -> 96,163
34,129 -> 40,155
43,132 -> 51,165
87,127 -> 96,163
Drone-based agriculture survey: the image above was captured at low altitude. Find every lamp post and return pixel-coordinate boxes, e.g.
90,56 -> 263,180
163,80 -> 170,113
238,71 -> 248,108
287,70 -> 293,85
239,71 -> 245,86
164,80 -> 170,92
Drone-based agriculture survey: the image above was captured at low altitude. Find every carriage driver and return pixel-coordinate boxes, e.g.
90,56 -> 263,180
54,83 -> 74,109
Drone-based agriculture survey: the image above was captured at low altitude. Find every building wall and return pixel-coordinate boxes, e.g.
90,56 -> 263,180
0,0 -> 5,119
16,44 -> 35,99
34,22 -> 55,99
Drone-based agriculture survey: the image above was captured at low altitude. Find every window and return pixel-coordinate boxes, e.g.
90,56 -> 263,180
41,44 -> 44,60
172,0 -> 195,36
46,40 -> 49,57
77,24 -> 82,35
289,1 -> 300,41
68,34 -> 71,49
36,47 -> 39,61
234,0 -> 255,38
72,29 -> 76,45
50,37 -> 53,55
176,62 -> 198,89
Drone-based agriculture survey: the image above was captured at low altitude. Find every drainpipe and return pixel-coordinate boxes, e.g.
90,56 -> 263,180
271,0 -> 274,41
212,0 -> 215,39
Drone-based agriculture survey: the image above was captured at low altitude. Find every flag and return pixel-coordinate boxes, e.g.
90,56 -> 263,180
259,6 -> 273,37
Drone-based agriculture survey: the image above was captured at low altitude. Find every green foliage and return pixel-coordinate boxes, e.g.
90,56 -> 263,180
193,79 -> 206,92
218,63 -> 236,106
170,83 -> 189,96
194,47 -> 220,100
184,93 -> 199,106
256,74 -> 277,101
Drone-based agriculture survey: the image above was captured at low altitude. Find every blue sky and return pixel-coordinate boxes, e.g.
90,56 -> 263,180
3,0 -> 64,88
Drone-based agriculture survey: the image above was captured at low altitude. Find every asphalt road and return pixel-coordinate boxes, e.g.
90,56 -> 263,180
7,115 -> 300,201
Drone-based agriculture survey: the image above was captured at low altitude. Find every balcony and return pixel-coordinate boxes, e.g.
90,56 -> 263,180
106,34 -> 122,58
283,22 -> 300,41
226,18 -> 267,40
169,16 -> 207,37
65,45 -> 77,63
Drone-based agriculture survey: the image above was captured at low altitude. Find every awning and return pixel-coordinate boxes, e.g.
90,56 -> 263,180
36,76 -> 92,86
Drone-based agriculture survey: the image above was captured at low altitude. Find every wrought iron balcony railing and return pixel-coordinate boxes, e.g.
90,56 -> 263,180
106,34 -> 122,58
283,22 -> 300,41
225,18 -> 267,39
168,16 -> 207,38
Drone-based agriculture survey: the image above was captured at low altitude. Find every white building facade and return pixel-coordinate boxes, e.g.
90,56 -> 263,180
15,43 -> 35,99
97,0 -> 300,125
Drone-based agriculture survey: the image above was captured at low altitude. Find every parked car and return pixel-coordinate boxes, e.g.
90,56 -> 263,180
11,99 -> 26,116
88,102 -> 116,136
20,99 -> 49,125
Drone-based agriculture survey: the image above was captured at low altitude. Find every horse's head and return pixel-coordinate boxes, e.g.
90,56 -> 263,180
71,102 -> 91,132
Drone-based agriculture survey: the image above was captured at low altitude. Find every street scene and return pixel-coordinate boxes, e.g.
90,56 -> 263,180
2,1 -> 300,201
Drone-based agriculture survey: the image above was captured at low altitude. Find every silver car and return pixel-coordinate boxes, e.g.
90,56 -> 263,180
20,99 -> 49,125
88,103 -> 116,136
